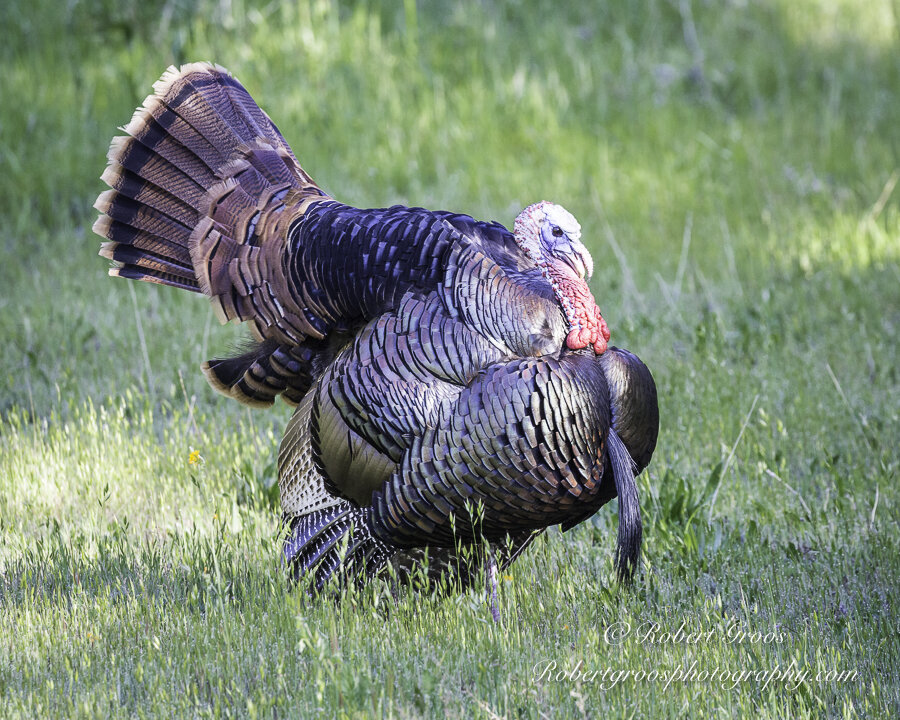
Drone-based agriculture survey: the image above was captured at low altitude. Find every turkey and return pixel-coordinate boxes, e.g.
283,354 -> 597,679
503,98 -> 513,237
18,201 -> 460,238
279,322 -> 659,590
93,63 -> 658,591
94,63 -> 610,408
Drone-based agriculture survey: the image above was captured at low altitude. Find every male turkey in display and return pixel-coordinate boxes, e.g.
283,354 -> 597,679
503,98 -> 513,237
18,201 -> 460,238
94,63 -> 659,593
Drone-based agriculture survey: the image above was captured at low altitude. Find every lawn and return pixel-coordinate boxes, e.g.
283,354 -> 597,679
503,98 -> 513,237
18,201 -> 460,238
1,0 -> 898,717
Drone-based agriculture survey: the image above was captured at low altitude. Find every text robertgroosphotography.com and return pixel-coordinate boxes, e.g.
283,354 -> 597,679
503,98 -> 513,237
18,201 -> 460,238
532,620 -> 860,691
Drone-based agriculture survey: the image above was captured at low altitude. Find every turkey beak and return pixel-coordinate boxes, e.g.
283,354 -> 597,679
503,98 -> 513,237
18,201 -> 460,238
557,250 -> 590,280
564,254 -> 586,279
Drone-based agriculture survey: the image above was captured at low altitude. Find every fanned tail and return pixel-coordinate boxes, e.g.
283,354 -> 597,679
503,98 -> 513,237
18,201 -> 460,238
94,63 -> 331,405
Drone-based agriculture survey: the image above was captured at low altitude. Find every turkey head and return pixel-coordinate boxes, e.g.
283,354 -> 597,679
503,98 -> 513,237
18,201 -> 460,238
513,201 -> 611,354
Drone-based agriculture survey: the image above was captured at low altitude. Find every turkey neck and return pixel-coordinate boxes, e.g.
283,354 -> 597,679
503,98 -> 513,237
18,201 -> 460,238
539,261 -> 610,355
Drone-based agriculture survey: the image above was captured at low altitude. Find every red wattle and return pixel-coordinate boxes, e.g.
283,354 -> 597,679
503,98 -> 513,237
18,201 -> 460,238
597,308 -> 610,341
566,328 -> 587,350
545,262 -> 610,355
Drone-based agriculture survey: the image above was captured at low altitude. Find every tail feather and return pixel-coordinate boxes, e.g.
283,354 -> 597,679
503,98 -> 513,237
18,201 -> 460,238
94,189 -> 192,246
201,177 -> 262,252
216,72 -> 297,156
149,65 -> 247,166
100,164 -> 199,227
99,242 -> 195,281
202,339 -> 316,407
125,94 -> 223,173
146,64 -> 300,176
178,66 -> 307,178
95,62 -> 331,404
94,189 -> 201,291
110,262 -> 201,292
111,120 -> 219,187
242,145 -> 300,186
106,137 -> 208,207
95,216 -> 192,269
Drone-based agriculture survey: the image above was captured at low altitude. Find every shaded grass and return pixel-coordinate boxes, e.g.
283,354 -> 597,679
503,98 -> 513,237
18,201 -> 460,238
1,0 -> 899,716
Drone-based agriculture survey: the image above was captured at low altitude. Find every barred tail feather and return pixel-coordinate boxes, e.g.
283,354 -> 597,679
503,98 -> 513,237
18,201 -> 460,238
95,62 -> 331,404
95,62 -> 316,296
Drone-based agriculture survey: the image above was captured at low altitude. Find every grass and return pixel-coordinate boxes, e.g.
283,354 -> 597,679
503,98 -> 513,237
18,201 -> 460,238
1,0 -> 899,716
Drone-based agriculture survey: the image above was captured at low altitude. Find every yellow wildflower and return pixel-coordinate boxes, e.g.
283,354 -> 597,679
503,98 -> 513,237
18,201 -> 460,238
188,448 -> 202,465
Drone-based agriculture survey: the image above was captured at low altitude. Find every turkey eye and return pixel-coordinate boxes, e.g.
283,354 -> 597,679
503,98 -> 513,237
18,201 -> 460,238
551,226 -> 564,237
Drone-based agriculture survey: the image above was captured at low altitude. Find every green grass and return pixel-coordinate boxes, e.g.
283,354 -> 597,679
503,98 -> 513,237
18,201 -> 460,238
1,0 -> 899,716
